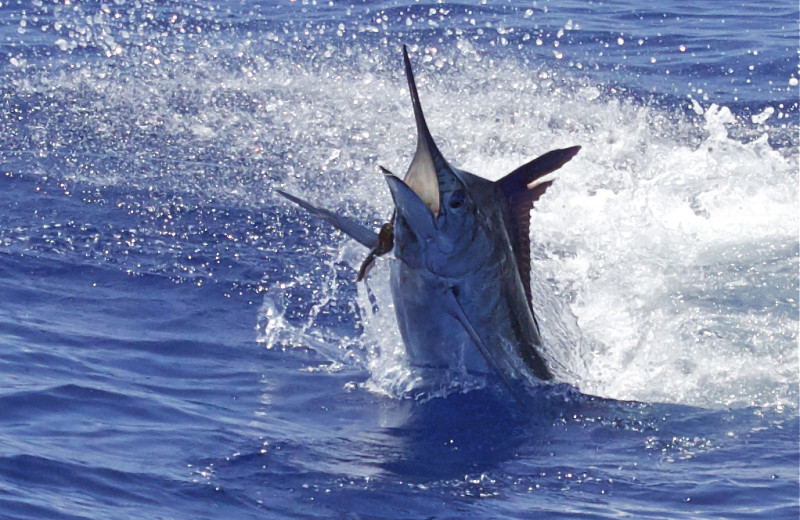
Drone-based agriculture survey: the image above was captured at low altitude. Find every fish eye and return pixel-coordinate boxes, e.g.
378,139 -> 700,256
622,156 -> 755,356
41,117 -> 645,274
449,190 -> 466,209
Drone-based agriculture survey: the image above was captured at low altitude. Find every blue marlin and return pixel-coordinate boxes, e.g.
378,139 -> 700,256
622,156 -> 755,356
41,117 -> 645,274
278,46 -> 579,401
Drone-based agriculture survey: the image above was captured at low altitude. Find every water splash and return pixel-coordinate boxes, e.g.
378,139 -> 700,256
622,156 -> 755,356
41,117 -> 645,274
531,97 -> 798,409
2,4 -> 796,409
257,55 -> 797,409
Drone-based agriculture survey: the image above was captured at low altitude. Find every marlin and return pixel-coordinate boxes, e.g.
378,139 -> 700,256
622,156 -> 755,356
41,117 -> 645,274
278,46 -> 580,402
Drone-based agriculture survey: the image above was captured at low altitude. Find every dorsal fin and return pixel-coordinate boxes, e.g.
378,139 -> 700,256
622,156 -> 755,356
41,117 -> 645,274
498,146 -> 581,307
402,45 -> 445,215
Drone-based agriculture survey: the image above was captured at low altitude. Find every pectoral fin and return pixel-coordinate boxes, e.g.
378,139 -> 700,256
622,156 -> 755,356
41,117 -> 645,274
444,288 -> 529,405
276,189 -> 379,249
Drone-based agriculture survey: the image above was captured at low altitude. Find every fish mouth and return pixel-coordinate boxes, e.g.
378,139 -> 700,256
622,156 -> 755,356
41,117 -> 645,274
382,166 -> 437,239
404,138 -> 441,216
399,44 -> 450,218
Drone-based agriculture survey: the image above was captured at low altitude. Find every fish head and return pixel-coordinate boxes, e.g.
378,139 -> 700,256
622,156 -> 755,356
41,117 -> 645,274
384,163 -> 484,267
383,46 -> 493,274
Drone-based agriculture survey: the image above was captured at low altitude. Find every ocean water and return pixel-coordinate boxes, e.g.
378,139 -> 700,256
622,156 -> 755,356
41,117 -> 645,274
0,0 -> 797,518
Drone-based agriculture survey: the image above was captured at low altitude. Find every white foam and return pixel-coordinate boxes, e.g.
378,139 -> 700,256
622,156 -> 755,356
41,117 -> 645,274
530,97 -> 798,409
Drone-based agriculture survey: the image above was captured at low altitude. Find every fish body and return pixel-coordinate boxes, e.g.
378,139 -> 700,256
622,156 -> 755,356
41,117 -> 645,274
279,46 -> 580,400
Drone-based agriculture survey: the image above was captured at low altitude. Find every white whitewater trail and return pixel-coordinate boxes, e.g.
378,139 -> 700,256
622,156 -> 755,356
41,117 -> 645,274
261,52 -> 797,410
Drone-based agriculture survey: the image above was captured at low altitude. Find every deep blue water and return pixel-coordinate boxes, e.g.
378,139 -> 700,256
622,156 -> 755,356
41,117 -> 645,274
0,1 -> 798,518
